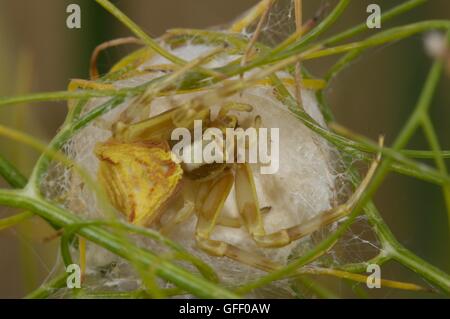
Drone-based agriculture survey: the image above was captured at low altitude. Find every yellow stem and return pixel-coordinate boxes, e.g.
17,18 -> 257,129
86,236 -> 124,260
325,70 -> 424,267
229,0 -> 274,32
301,267 -> 431,292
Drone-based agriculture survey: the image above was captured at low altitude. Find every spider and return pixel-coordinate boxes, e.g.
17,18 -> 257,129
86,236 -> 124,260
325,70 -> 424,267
94,101 -> 380,273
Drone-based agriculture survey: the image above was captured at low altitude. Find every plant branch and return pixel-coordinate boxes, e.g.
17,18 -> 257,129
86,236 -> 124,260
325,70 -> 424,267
0,189 -> 238,299
0,154 -> 27,188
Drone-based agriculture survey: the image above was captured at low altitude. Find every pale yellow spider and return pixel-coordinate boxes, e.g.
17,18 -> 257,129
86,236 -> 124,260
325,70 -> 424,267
94,103 -> 380,273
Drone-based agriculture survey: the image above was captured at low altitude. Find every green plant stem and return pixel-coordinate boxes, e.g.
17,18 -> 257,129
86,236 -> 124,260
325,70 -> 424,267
326,20 -> 450,84
0,90 -> 123,107
301,21 -> 450,61
294,276 -> 339,299
237,58 -> 450,296
2,20 -> 449,111
94,0 -> 223,81
401,149 -> 450,159
392,61 -> 442,149
236,205 -> 364,294
281,0 -> 351,54
74,288 -> 183,299
349,61 -> 450,293
329,123 -> 450,186
338,252 -> 390,274
322,0 -> 427,46
421,114 -> 450,228
271,77 -> 450,186
94,0 -> 184,65
334,152 -> 449,294
247,20 -> 450,72
59,219 -> 218,283
27,96 -> 124,189
364,202 -> 450,293
316,47 -> 450,294
0,154 -> 27,188
25,273 -> 68,299
361,60 -> 449,293
0,211 -> 33,231
0,189 -> 238,299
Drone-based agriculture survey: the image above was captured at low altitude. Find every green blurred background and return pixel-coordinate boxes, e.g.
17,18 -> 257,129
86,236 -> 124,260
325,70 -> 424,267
0,0 -> 449,298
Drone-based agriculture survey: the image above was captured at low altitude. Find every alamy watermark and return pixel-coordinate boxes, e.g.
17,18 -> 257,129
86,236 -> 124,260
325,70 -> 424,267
171,120 -> 280,174
66,263 -> 81,289
366,4 -> 381,29
366,263 -> 381,289
66,4 -> 81,29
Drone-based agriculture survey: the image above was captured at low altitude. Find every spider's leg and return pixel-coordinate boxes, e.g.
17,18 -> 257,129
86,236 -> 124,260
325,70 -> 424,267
195,172 -> 234,240
236,149 -> 381,248
159,199 -> 195,236
193,180 -> 242,228
234,163 -> 266,237
194,171 -> 281,272
112,107 -> 180,142
217,215 -> 242,228
218,102 -> 253,118
89,37 -> 144,80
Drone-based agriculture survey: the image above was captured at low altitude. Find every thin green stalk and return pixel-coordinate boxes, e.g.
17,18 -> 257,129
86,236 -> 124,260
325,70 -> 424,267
401,149 -> 450,159
317,55 -> 450,294
391,243 -> 450,292
59,219 -> 218,283
301,21 -> 450,61
25,272 -> 68,299
333,150 -> 450,295
318,0 -> 430,119
392,61 -> 443,149
363,202 -> 450,293
346,280 -> 370,299
167,0 -> 429,88
250,20 -> 450,72
271,76 -> 450,186
349,60 -> 450,293
280,0 -> 351,55
94,0 -> 222,80
389,162 -> 447,185
238,58 -> 450,295
74,288 -> 183,299
338,252 -> 390,274
0,189 -> 238,299
94,0 -> 184,65
2,21 -> 448,111
0,122 -> 222,296
0,154 -> 27,188
148,28 -> 450,188
0,211 -> 33,231
0,89 -> 123,107
236,205 -> 364,294
65,98 -> 89,124
294,276 -> 339,299
28,96 -> 124,189
326,21 -> 450,83
262,47 -> 450,294
329,123 -> 450,186
322,0 -> 427,46
421,114 -> 450,228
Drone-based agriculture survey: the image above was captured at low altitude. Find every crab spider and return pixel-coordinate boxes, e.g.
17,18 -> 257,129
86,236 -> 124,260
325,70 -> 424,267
94,102 -> 380,273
